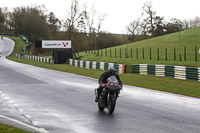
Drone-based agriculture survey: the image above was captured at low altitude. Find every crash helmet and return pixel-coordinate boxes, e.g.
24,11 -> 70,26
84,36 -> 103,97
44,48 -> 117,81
108,67 -> 116,76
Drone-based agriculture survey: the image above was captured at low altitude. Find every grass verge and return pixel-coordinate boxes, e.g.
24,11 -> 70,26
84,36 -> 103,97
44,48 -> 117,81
0,123 -> 30,133
79,27 -> 200,68
8,58 -> 200,99
4,35 -> 200,99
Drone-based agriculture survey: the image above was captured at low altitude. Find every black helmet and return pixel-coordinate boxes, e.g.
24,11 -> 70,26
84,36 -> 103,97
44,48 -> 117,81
108,67 -> 116,76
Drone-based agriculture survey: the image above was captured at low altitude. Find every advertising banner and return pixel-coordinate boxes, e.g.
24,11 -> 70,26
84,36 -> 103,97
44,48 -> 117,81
42,40 -> 71,48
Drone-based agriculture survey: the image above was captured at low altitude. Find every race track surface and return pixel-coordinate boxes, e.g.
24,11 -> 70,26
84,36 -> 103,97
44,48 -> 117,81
0,37 -> 200,133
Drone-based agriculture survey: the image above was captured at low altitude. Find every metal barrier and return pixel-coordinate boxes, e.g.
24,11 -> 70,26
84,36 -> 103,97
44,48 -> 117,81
132,64 -> 200,81
68,59 -> 125,74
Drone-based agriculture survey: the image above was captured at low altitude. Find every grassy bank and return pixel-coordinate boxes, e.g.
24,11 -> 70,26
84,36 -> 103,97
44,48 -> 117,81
4,35 -> 200,99
8,58 -> 200,98
79,27 -> 200,67
0,123 -> 30,133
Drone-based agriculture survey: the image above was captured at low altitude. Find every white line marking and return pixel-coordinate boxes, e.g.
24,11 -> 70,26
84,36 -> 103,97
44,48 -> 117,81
25,115 -> 31,119
18,109 -> 24,112
3,96 -> 9,100
0,115 -> 49,133
8,100 -> 13,104
32,121 -> 39,126
13,104 -> 18,107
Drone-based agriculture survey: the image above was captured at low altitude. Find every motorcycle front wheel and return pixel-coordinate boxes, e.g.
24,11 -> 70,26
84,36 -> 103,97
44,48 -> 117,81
108,96 -> 116,114
98,101 -> 105,111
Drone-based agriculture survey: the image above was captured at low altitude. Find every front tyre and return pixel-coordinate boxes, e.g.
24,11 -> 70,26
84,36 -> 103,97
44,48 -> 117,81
108,97 -> 116,114
98,101 -> 105,111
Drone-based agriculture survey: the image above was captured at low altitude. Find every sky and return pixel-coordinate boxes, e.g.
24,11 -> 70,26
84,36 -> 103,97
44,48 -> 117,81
1,0 -> 200,34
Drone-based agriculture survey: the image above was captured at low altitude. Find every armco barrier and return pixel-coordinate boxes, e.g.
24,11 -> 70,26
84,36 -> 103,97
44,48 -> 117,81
132,64 -> 200,81
16,54 -> 53,64
68,59 -> 125,74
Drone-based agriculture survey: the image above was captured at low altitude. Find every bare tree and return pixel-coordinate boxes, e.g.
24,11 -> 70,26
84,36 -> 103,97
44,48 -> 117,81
142,2 -> 156,35
97,13 -> 106,34
127,18 -> 143,41
83,4 -> 96,36
65,0 -> 82,39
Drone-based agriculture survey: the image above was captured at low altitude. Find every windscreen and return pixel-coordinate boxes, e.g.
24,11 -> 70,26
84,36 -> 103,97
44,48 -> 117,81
107,76 -> 119,84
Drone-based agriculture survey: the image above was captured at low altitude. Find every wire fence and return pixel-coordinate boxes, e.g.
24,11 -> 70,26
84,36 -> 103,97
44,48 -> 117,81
85,46 -> 200,62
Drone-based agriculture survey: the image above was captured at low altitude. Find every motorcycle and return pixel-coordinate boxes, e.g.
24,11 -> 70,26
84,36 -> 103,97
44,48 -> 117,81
95,76 -> 122,114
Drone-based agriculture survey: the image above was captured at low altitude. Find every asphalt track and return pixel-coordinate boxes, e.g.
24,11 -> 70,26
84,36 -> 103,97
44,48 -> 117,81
0,37 -> 200,133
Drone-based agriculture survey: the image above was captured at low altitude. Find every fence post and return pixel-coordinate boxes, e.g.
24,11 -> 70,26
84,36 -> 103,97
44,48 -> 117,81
105,48 -> 107,57
195,46 -> 197,62
184,47 -> 186,61
131,48 -> 132,58
157,48 -> 159,60
110,48 -> 111,57
125,48 -> 127,58
165,48 -> 167,61
115,48 -> 116,58
174,47 -> 176,61
120,48 -> 121,58
142,48 -> 144,59
150,48 -> 151,60
136,48 -> 138,59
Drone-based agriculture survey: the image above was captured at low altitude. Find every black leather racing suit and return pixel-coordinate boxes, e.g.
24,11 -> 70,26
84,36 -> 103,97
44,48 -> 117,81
97,72 -> 122,95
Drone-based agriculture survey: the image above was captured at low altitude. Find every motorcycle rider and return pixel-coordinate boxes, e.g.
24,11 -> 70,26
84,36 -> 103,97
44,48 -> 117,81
95,67 -> 122,102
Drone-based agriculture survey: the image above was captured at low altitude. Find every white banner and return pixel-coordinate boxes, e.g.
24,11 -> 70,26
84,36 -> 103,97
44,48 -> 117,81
42,40 -> 71,48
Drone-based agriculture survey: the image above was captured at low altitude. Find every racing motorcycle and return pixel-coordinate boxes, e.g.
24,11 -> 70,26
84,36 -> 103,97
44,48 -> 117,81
95,76 -> 122,114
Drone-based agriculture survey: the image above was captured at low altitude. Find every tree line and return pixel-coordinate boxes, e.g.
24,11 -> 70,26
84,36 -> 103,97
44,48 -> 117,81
0,0 -> 127,55
127,2 -> 200,41
0,0 -> 200,55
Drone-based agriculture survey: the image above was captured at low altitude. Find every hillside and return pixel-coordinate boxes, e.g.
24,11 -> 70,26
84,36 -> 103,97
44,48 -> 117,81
79,27 -> 200,67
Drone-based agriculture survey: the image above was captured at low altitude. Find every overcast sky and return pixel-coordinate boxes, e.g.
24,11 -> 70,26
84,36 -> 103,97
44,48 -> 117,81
1,0 -> 200,33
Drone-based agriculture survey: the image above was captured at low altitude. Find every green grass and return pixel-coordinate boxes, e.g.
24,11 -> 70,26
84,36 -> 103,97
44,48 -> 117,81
4,34 -> 200,99
0,123 -> 30,133
4,35 -> 26,57
79,27 -> 200,67
5,58 -> 200,98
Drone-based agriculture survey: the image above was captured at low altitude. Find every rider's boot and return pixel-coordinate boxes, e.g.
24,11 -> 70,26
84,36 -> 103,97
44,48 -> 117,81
95,94 -> 99,102
94,88 -> 99,102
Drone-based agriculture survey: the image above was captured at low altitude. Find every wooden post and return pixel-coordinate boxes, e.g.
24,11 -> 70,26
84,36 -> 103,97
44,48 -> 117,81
157,48 -> 159,60
131,48 -> 132,58
120,48 -> 121,58
142,48 -> 144,59
150,48 -> 152,60
195,46 -> 197,62
125,48 -> 127,58
115,48 -> 116,58
184,47 -> 186,61
110,48 -> 111,57
136,48 -> 138,59
165,48 -> 167,61
174,47 -> 176,61
105,48 -> 107,57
